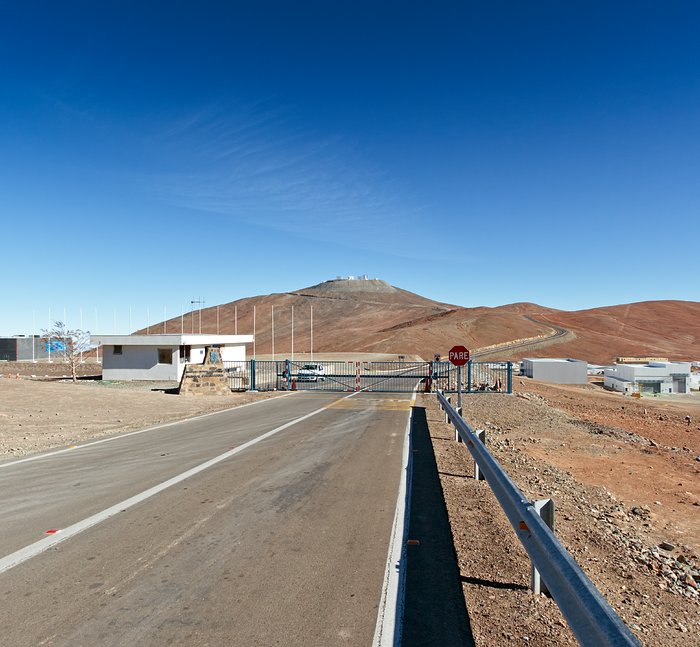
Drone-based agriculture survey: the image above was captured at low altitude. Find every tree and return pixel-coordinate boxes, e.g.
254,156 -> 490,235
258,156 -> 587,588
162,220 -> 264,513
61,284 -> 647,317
41,321 -> 92,383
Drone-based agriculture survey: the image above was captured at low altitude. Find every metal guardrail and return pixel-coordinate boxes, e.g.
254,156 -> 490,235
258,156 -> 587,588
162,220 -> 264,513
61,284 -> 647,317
436,390 -> 641,647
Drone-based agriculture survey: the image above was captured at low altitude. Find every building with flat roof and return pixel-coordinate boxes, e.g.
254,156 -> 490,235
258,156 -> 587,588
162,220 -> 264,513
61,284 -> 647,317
0,336 -> 51,361
604,361 -> 691,395
521,358 -> 588,384
90,334 -> 254,381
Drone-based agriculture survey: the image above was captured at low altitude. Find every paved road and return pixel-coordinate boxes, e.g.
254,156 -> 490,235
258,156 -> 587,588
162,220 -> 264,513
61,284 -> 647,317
0,391 -> 413,646
474,315 -> 570,359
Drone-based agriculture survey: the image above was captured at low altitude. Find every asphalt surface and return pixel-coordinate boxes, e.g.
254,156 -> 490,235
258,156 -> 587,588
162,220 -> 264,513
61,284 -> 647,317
0,391 -> 413,646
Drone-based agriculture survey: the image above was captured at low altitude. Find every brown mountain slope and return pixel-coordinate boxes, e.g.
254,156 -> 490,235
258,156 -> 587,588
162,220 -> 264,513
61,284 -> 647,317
141,280 -> 698,363
518,300 -> 700,364
144,279 -> 552,358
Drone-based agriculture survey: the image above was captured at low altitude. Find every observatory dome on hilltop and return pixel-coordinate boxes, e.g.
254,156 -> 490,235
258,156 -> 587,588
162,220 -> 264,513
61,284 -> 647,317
308,277 -> 399,294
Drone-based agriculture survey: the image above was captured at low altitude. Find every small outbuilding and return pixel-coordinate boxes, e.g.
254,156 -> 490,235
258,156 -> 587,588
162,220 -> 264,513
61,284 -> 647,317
90,334 -> 254,381
521,358 -> 588,385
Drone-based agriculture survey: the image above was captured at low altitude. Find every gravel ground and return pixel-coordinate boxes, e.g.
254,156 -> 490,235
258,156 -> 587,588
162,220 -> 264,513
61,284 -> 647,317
0,376 -> 285,460
419,386 -> 699,646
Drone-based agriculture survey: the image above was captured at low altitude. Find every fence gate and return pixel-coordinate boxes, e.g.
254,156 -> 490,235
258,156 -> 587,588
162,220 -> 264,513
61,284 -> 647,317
223,359 -> 512,393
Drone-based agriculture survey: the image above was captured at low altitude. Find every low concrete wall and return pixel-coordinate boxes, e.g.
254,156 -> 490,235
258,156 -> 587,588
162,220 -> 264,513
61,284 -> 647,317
179,364 -> 231,396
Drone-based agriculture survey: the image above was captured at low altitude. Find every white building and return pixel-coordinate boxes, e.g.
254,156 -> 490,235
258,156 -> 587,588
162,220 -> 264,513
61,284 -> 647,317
91,334 -> 254,381
604,361 -> 692,395
521,358 -> 588,384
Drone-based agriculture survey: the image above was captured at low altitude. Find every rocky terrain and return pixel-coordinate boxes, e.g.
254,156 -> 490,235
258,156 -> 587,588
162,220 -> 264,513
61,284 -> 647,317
421,379 -> 700,646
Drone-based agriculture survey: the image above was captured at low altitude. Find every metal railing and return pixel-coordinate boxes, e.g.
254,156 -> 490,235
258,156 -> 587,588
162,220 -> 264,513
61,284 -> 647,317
436,390 -> 641,647
431,361 -> 512,394
220,360 -> 514,394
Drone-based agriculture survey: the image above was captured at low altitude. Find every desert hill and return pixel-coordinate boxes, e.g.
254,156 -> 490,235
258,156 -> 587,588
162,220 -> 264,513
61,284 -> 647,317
516,300 -> 700,364
142,279 -> 699,364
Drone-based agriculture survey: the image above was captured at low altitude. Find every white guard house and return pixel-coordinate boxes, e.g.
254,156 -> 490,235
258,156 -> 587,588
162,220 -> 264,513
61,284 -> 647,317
604,361 -> 692,395
91,334 -> 254,381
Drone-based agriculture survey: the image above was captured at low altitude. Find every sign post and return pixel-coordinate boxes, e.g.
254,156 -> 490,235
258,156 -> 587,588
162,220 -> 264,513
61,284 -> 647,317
448,345 -> 470,410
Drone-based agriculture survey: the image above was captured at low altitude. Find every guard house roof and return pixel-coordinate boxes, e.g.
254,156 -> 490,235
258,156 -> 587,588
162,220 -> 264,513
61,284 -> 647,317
91,334 -> 254,346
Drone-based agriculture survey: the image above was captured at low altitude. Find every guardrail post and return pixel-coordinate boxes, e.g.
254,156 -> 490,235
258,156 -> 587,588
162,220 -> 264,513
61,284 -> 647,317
454,406 -> 462,442
531,498 -> 555,595
473,429 -> 486,480
444,396 -> 451,422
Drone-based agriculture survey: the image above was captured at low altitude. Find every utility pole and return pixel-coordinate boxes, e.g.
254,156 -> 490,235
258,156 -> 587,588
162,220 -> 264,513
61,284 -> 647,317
191,297 -> 205,334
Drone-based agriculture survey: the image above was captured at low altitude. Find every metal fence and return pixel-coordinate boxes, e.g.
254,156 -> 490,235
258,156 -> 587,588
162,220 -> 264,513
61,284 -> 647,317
432,361 -> 512,394
222,360 -> 513,393
436,390 -> 641,647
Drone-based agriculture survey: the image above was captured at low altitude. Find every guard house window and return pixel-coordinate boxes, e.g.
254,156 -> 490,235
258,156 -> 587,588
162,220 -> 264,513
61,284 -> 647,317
113,345 -> 123,355
157,348 -> 172,364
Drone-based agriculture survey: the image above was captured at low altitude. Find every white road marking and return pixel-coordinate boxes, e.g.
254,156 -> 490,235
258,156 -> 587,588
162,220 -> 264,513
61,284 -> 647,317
0,392 -> 356,575
372,390 -> 416,646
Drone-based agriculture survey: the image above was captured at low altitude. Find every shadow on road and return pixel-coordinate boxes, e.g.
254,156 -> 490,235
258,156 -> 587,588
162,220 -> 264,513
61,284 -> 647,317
401,406 -> 475,647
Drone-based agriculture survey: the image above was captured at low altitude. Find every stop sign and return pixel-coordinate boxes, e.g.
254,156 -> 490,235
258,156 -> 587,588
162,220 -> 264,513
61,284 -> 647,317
448,345 -> 470,366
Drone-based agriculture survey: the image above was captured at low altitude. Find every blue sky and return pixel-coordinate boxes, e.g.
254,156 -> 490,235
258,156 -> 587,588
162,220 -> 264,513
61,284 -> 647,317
1,1 -> 698,335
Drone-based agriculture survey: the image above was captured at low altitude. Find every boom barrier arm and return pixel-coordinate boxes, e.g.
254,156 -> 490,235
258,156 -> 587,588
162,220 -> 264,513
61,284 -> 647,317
436,390 -> 641,647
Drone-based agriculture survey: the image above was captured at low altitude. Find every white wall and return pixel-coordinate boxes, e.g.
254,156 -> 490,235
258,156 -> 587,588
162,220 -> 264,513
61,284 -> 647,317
221,345 -> 246,362
102,342 -> 249,381
185,345 -> 246,363
522,358 -> 587,384
604,370 -> 633,393
102,345 -> 178,381
604,363 -> 691,394
189,346 -> 206,364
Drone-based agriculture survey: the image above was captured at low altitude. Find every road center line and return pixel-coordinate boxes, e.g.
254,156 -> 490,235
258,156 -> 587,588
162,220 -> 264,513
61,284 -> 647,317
0,393 -> 356,575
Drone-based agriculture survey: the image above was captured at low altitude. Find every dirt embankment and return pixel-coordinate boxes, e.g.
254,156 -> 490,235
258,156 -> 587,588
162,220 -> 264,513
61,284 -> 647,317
421,381 -> 699,646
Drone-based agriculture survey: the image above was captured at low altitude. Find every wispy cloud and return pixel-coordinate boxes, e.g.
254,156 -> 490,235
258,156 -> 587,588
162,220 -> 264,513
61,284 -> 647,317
140,102 -> 425,252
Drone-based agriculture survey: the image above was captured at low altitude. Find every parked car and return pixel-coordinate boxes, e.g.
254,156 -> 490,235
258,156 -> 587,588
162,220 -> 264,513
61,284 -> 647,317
297,363 -> 327,382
